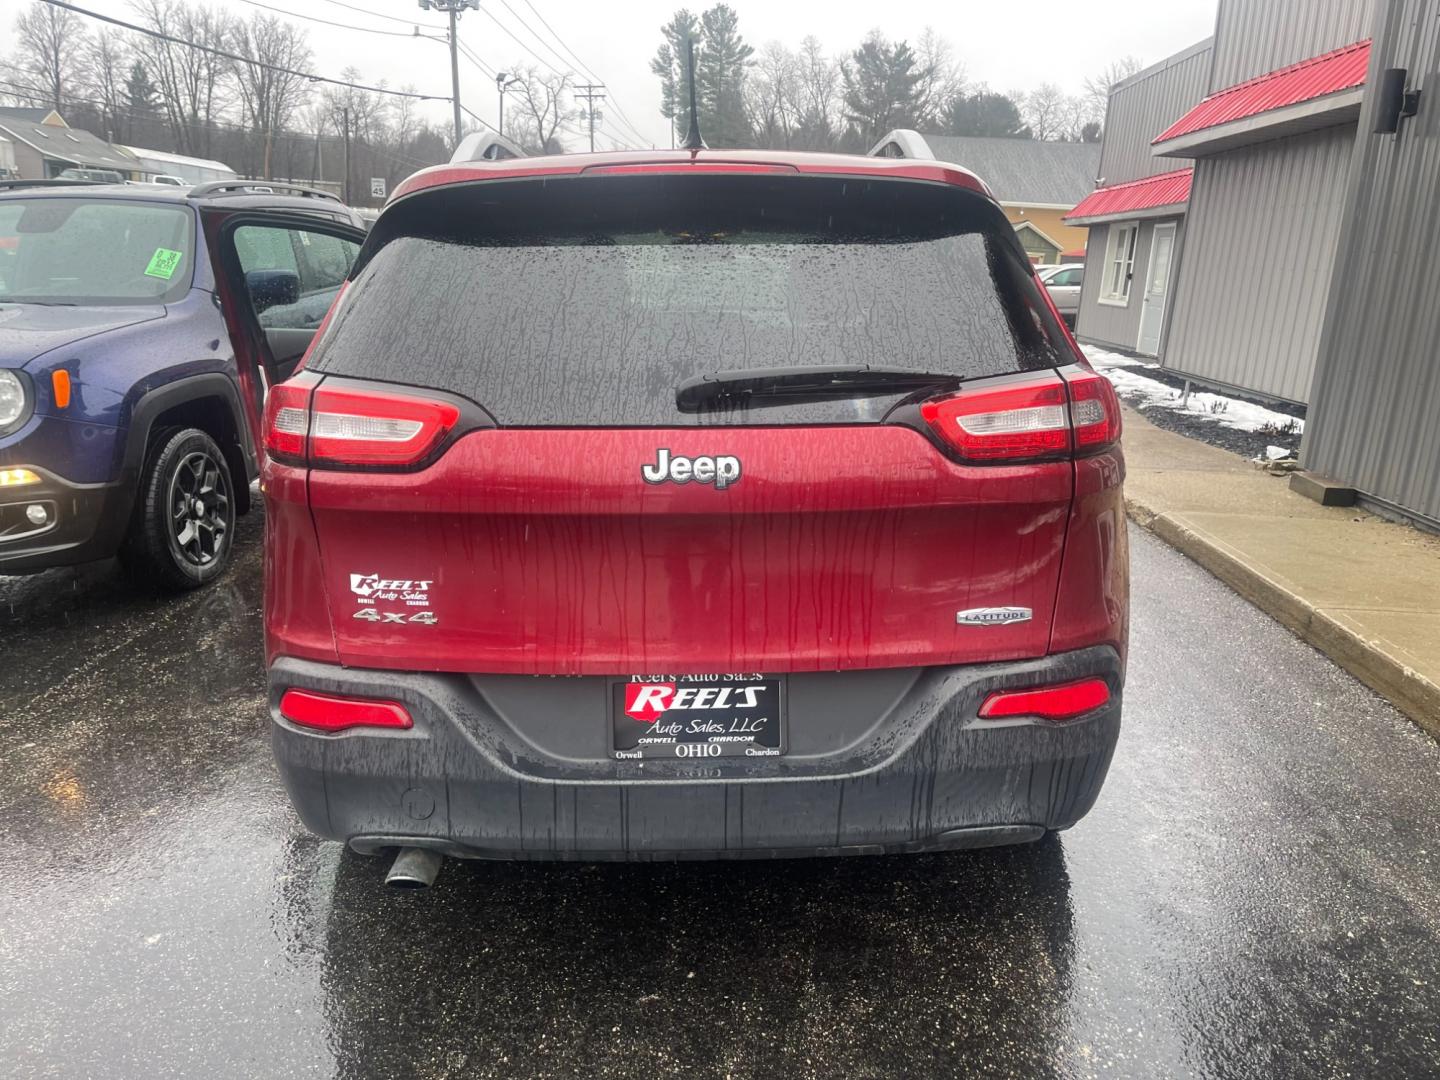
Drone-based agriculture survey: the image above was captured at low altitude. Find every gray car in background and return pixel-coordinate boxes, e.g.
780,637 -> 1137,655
1039,264 -> 1083,325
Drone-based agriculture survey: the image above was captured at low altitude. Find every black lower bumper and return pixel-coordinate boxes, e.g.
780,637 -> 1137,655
269,647 -> 1123,861
0,465 -> 131,573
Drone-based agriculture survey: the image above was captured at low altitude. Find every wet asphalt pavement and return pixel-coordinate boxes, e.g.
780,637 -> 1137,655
3,511 -> 1440,1079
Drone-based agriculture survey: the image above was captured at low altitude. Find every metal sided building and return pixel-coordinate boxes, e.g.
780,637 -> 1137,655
1067,40 -> 1214,357
1301,0 -> 1440,528
1152,0 -> 1376,403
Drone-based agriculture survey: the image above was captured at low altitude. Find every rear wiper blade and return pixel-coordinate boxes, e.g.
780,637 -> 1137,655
676,365 -> 961,412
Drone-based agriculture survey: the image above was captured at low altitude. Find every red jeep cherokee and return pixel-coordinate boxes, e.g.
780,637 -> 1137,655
261,150 -> 1127,883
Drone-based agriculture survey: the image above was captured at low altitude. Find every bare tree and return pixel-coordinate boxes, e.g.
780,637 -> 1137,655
321,69 -> 387,197
387,86 -> 418,159
792,35 -> 839,150
746,41 -> 799,149
83,33 -> 131,141
130,0 -> 235,156
14,1 -> 88,112
1023,82 -> 1070,140
1083,56 -> 1144,126
509,67 -> 574,155
231,13 -> 312,178
914,27 -> 964,127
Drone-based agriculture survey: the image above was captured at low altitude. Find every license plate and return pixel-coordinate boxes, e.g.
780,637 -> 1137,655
611,675 -> 786,760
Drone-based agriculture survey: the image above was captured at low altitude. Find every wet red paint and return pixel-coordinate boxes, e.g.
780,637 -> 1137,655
271,424 -> 1078,674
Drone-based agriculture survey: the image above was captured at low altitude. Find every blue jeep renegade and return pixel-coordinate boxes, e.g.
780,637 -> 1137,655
0,179 -> 365,589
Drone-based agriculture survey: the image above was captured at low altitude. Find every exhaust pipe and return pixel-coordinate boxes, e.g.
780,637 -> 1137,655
385,846 -> 444,889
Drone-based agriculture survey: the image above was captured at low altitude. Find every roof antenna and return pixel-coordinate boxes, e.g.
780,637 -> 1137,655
680,37 -> 707,151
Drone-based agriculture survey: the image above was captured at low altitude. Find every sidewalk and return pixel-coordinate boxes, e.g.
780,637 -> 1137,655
1120,405 -> 1440,735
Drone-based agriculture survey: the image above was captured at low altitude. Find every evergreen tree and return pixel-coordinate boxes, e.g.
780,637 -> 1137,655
841,32 -> 925,147
124,60 -> 160,118
696,4 -> 753,147
943,91 -> 1032,138
650,10 -> 699,147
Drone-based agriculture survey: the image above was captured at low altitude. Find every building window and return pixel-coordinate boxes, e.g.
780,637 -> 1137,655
1100,223 -> 1138,305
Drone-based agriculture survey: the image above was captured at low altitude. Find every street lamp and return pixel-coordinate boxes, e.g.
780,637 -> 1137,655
495,72 -> 520,136
418,0 -> 480,149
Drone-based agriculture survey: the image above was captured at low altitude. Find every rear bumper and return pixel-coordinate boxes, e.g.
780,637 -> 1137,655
269,646 -> 1123,860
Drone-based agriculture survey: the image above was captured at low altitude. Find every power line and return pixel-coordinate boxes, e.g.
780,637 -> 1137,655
37,0 -> 449,103
474,4 -> 570,79
456,39 -> 499,80
311,0 -> 445,30
234,0 -> 502,106
494,0 -> 573,75
509,0 -> 650,147
469,1 -> 647,149
515,0 -> 601,82
235,0 -> 433,38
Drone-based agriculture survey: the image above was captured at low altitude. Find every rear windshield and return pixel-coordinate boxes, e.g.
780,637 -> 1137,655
311,173 -> 1067,426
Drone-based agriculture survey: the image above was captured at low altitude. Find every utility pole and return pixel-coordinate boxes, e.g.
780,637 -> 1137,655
419,0 -> 478,150
495,72 -> 519,136
341,105 -> 351,205
574,83 -> 605,153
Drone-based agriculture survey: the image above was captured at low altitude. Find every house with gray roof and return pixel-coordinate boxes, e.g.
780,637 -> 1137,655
0,107 -> 137,180
868,131 -> 1101,264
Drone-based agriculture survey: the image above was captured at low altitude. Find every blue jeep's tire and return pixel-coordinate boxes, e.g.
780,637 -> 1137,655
120,427 -> 236,591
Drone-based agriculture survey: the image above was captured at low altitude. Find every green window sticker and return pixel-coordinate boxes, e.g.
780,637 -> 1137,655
144,247 -> 184,280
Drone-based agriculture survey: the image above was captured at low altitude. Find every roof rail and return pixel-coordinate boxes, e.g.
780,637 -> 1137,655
187,180 -> 342,202
450,131 -> 527,164
0,178 -> 108,191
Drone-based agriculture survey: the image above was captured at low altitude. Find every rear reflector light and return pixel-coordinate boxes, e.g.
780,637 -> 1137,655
279,688 -> 413,733
979,678 -> 1111,722
920,371 -> 1122,462
263,382 -> 459,469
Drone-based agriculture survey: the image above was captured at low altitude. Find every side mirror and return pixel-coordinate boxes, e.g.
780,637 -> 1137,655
245,268 -> 300,314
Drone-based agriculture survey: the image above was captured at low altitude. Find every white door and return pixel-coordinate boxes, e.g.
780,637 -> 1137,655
1137,223 -> 1176,356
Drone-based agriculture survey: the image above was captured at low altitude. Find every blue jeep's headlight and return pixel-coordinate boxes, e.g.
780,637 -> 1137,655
0,369 -> 27,431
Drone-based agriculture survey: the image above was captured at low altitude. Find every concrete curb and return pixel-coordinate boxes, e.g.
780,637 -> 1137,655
1126,495 -> 1440,737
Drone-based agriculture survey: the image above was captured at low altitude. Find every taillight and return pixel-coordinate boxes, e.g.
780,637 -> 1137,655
978,678 -> 1111,722
308,385 -> 459,467
262,381 -> 459,469
1066,370 -> 1123,452
264,381 -> 310,464
920,371 -> 1121,462
279,688 -> 413,733
921,375 -> 1070,461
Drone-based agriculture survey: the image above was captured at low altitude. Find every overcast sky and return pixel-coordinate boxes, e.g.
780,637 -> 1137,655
77,0 -> 1219,149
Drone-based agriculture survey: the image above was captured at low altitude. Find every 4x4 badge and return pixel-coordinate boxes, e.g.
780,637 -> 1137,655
956,607 -> 1032,626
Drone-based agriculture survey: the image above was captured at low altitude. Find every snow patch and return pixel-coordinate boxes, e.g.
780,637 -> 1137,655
1081,345 -> 1304,436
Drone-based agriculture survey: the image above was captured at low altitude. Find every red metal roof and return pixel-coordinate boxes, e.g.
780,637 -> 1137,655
1065,168 -> 1193,222
390,149 -> 992,202
1153,40 -> 1370,145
